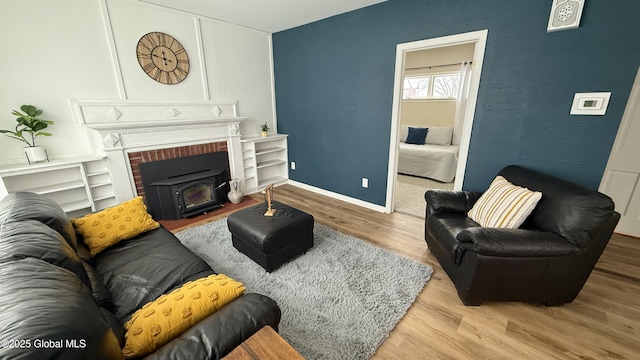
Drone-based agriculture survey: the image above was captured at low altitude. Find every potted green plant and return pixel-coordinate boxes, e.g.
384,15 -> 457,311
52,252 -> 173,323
260,122 -> 270,137
0,104 -> 54,164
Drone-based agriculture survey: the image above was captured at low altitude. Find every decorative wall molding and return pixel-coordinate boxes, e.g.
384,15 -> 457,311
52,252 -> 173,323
103,133 -> 122,148
72,99 -> 243,127
99,0 -> 127,99
166,107 -> 182,117
98,124 -> 233,150
229,123 -> 240,136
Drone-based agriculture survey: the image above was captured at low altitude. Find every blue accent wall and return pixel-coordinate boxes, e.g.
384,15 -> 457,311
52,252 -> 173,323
273,0 -> 640,205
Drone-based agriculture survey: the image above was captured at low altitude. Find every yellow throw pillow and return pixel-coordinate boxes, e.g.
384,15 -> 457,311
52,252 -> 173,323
72,196 -> 159,256
468,176 -> 542,228
122,274 -> 246,359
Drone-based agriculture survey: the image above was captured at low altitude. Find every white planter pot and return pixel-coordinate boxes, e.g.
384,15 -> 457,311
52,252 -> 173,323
24,146 -> 49,164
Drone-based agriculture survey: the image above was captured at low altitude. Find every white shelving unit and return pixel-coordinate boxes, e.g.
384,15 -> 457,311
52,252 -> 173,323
0,156 -> 117,217
83,158 -> 118,212
241,134 -> 289,194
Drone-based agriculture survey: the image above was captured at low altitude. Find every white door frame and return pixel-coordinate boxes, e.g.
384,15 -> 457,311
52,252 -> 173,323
385,29 -> 488,213
598,66 -> 640,237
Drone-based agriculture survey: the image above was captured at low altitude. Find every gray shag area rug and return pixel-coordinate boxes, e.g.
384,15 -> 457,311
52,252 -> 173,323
175,218 -> 432,360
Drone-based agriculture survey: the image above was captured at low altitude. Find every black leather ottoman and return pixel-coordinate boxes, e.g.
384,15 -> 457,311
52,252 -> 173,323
227,201 -> 314,272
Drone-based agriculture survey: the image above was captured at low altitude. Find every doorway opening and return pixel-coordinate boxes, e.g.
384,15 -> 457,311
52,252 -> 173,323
385,30 -> 488,215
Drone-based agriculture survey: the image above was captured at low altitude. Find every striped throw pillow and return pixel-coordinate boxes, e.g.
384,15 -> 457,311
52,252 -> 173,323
468,176 -> 542,228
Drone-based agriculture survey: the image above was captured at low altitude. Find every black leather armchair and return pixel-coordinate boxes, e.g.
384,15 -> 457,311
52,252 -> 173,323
424,165 -> 620,306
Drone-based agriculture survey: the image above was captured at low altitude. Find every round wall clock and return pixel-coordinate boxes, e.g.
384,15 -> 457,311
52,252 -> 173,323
136,32 -> 189,85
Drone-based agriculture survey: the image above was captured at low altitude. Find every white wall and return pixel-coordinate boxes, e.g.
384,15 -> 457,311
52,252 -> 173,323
400,100 -> 457,127
0,0 -> 119,163
0,0 -> 275,165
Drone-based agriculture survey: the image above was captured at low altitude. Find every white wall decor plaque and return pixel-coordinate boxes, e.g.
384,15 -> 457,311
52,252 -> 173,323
547,0 -> 585,32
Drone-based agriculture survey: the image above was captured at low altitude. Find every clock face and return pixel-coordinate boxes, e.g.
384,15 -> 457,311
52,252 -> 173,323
136,32 -> 189,85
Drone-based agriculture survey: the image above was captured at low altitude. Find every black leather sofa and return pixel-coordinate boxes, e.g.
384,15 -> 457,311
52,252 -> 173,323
0,191 -> 281,359
424,165 -> 620,306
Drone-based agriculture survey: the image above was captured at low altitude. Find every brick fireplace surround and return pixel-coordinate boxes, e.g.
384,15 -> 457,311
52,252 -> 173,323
128,141 -> 228,199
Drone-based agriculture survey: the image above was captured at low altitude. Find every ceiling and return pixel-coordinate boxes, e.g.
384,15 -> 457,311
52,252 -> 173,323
139,0 -> 387,33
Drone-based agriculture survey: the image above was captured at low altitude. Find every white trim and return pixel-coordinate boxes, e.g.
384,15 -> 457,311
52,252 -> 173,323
194,18 -> 210,100
386,29 -> 488,213
288,180 -> 387,213
599,66 -> 640,237
455,32 -> 487,187
0,155 -> 105,176
99,0 -> 126,99
268,34 -> 278,133
71,99 -> 243,125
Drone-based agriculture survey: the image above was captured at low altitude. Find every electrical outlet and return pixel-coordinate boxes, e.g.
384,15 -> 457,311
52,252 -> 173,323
362,178 -> 368,188
291,161 -> 296,170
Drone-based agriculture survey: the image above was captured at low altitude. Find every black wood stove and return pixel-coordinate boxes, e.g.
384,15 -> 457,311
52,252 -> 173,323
139,152 -> 230,220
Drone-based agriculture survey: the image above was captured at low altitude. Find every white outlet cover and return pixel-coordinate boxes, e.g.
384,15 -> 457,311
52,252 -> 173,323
570,92 -> 611,115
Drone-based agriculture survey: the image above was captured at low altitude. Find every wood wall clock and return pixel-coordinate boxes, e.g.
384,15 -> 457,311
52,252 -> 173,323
136,32 -> 189,85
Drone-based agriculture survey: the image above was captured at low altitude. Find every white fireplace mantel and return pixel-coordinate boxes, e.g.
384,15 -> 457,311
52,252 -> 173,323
71,99 -> 247,202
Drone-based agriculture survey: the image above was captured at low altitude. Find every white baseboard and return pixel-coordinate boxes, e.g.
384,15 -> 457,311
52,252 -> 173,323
287,180 -> 388,213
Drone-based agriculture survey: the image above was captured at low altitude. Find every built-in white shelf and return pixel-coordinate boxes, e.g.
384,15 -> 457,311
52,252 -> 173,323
29,180 -> 86,195
0,156 -> 117,216
256,159 -> 287,169
241,134 -> 288,194
62,199 -> 93,213
256,147 -> 286,156
258,176 -> 288,188
90,180 -> 113,189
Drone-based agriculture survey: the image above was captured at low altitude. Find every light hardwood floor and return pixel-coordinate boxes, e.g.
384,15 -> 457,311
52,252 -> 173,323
175,184 -> 640,360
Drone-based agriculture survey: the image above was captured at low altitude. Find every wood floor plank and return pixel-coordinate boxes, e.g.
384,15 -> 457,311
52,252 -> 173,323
177,184 -> 640,360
